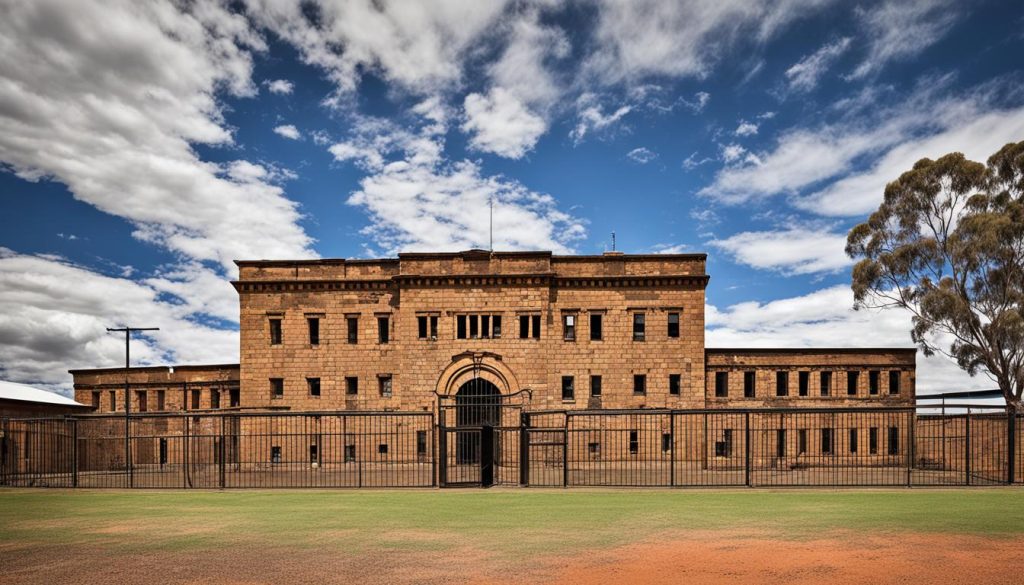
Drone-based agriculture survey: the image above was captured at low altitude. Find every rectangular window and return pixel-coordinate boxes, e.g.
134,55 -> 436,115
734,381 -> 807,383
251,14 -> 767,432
519,315 -> 529,338
191,389 -> 200,409
481,315 -> 490,338
869,370 -> 880,395
378,443 -> 389,455
270,378 -> 284,399
716,429 -> 733,457
563,314 -> 576,341
849,428 -> 858,454
798,429 -> 807,454
669,374 -> 681,396
667,312 -> 680,338
889,371 -> 901,395
229,388 -> 240,407
157,389 -> 165,411
308,377 -> 321,397
271,446 -> 282,464
458,315 -> 468,339
210,389 -> 220,409
91,391 -> 100,409
821,428 -> 833,455
492,315 -> 501,338
777,429 -> 786,458
531,315 -> 541,339
776,371 -> 789,397
136,390 -> 147,412
798,371 -> 809,396
590,375 -> 602,397
588,442 -> 600,456
869,427 -> 878,454
469,314 -> 479,338
662,433 -> 672,452
820,371 -> 832,396
561,376 -> 575,401
888,426 -> 899,455
307,317 -> 320,345
632,313 -> 645,341
378,375 -> 392,398
633,374 -> 646,395
269,318 -> 282,345
347,316 -> 358,344
590,313 -> 603,340
310,444 -> 319,464
744,371 -> 756,398
109,390 -> 116,411
629,430 -> 639,454
345,377 -> 358,395
430,315 -> 439,339
377,316 -> 390,344
715,371 -> 728,397
847,371 -> 859,395
344,444 -> 356,463
417,431 -> 428,458
418,316 -> 428,339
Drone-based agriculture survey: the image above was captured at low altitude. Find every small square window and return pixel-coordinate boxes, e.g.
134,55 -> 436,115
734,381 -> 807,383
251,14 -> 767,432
270,378 -> 284,399
378,443 -> 389,455
563,314 -> 576,341
379,375 -> 393,398
308,377 -> 321,397
633,374 -> 646,395
661,433 -> 672,452
345,376 -> 358,395
344,441 -> 356,462
588,442 -> 600,455
271,446 -> 282,464
561,375 -> 575,401
667,312 -> 680,338
669,374 -> 681,396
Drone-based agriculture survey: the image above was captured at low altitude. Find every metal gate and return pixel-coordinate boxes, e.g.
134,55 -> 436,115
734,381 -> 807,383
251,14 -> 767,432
438,425 -> 494,487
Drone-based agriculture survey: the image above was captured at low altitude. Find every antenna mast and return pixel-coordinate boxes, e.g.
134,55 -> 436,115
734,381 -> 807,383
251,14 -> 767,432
489,196 -> 494,252
611,231 -> 616,252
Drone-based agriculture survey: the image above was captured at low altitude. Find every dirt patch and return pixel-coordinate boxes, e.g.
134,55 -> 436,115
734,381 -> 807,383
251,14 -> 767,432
542,532 -> 1024,585
2,531 -> 1021,584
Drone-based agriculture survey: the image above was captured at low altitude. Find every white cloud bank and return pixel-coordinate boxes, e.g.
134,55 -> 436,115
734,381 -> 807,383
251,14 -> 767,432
710,228 -> 851,275
273,124 -> 302,140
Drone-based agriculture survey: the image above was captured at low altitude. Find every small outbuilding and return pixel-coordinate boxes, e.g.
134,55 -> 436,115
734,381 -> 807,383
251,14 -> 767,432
0,380 -> 91,418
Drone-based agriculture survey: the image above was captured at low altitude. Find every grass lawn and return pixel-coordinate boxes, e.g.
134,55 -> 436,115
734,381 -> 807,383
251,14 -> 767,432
2,488 -> 1024,584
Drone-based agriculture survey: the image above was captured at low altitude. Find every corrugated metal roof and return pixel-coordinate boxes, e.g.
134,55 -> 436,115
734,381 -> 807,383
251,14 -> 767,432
0,380 -> 86,407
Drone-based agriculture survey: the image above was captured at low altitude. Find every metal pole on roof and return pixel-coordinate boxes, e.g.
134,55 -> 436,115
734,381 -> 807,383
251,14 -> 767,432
107,326 -> 159,488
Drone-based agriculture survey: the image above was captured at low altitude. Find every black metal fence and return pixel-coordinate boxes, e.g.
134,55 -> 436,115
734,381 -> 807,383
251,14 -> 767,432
1,407 -> 1020,489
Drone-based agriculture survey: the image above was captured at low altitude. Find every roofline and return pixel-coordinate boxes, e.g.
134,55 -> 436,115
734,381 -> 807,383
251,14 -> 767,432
0,397 -> 91,409
706,347 -> 917,354
69,363 -> 240,375
234,250 -> 708,266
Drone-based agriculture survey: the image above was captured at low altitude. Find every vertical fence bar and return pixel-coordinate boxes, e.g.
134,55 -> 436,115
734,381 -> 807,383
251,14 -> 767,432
965,412 -> 971,486
669,412 -> 676,488
519,411 -> 529,486
562,413 -> 569,488
907,409 -> 913,487
219,415 -> 226,489
1008,407 -> 1016,485
744,411 -> 751,487
71,418 -> 79,488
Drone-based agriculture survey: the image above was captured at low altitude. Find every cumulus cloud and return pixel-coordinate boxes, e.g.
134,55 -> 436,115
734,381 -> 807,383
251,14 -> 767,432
785,36 -> 851,92
584,0 -> 835,83
461,89 -> 547,159
332,100 -> 585,254
710,228 -> 851,275
0,249 -> 237,393
571,95 -> 632,144
735,121 -> 759,136
265,79 -> 294,94
706,285 -> 985,393
626,147 -> 658,164
850,0 -> 960,79
0,0 -> 316,273
273,124 -> 302,140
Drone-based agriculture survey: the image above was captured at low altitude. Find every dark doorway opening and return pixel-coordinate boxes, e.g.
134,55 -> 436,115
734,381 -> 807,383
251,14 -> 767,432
455,378 -> 501,465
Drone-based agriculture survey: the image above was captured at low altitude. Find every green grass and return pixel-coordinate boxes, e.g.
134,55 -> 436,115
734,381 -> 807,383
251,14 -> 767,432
1,489 -> 1023,558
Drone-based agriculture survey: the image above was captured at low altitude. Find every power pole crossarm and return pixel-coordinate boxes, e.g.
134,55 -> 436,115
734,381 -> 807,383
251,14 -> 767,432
106,326 -> 159,488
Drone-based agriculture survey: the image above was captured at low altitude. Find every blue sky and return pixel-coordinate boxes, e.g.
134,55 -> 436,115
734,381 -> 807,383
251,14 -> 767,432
1,0 -> 1022,394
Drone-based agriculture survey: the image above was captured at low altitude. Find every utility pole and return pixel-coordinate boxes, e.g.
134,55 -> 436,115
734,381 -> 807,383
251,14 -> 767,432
107,326 -> 159,488
489,196 -> 494,252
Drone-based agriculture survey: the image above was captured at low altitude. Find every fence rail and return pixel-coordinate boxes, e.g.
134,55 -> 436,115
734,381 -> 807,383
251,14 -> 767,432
1,407 -> 1020,489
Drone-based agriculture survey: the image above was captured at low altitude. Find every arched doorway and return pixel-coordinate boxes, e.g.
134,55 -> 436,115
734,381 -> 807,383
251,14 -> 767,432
454,378 -> 501,466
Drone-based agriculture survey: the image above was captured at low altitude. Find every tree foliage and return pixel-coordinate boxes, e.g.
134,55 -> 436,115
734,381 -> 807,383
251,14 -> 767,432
847,141 -> 1024,408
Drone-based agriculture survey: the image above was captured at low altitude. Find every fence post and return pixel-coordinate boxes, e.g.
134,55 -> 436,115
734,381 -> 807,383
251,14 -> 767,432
1008,407 -> 1016,485
1,417 -> 8,486
72,418 -> 79,488
219,415 -> 226,489
562,413 -> 569,488
519,412 -> 529,486
669,412 -> 676,488
906,409 -> 913,488
965,413 -> 971,486
744,411 -> 751,488
431,412 -> 437,488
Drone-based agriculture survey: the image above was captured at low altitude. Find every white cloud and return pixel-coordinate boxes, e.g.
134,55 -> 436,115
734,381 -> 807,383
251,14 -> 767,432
699,79 -> 1012,206
626,147 -> 658,164
461,89 -> 548,159
850,0 -> 960,79
0,0 -> 316,273
265,79 -> 294,94
273,124 -> 302,140
710,228 -> 851,275
683,152 -> 713,170
706,285 -> 986,393
735,120 -> 759,136
720,144 -> 748,164
244,0 -> 512,98
584,0 -> 835,83
333,101 -> 585,254
0,249 -> 237,392
570,94 -> 632,144
785,36 -> 851,92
